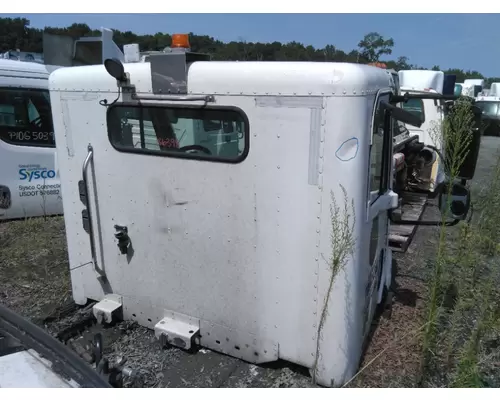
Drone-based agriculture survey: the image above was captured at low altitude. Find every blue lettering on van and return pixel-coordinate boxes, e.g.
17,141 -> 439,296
19,169 -> 57,182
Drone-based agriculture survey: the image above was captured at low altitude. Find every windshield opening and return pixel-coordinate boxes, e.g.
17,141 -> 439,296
476,101 -> 500,118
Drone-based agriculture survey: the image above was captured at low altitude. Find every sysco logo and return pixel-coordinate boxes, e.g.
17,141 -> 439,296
19,168 -> 57,182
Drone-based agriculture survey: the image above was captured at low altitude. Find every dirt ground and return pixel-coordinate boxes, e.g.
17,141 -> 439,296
1,137 -> 499,388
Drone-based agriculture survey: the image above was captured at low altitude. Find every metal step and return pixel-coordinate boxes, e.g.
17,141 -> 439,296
389,191 -> 428,252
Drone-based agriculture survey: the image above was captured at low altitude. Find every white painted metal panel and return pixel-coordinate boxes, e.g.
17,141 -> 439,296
49,60 -> 394,387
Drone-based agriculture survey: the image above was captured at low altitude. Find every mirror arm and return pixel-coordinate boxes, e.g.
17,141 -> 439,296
391,93 -> 461,103
388,210 -> 460,227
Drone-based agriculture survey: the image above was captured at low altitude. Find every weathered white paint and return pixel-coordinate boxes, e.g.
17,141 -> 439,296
49,60 -> 397,387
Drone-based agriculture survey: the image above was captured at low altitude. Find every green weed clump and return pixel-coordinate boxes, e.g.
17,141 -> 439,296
312,184 -> 356,384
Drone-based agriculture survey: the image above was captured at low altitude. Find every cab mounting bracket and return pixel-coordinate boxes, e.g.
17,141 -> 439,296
154,316 -> 200,351
93,294 -> 123,324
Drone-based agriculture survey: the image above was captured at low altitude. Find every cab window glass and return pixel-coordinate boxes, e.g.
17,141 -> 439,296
107,105 -> 249,163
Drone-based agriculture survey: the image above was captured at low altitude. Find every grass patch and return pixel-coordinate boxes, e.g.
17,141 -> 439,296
419,99 -> 500,387
0,216 -> 71,322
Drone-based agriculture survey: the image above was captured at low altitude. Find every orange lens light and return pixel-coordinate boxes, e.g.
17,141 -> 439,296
171,34 -> 190,49
368,62 -> 387,69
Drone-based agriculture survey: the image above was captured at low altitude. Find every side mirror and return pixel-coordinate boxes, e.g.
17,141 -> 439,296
438,182 -> 471,221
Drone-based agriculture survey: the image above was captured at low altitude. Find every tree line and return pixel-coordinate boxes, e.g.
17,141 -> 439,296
1,17 -> 498,86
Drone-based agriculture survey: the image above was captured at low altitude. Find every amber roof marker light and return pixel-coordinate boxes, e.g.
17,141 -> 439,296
171,34 -> 191,49
368,62 -> 387,69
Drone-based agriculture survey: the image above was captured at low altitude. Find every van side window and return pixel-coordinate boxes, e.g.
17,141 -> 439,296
106,105 -> 249,163
0,88 -> 55,148
369,94 -> 390,194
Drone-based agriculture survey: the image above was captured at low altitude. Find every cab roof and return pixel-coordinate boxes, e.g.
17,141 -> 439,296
0,59 -> 60,79
49,61 -> 395,97
398,70 -> 444,94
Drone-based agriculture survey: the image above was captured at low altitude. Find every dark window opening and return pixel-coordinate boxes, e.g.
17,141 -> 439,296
0,88 -> 54,148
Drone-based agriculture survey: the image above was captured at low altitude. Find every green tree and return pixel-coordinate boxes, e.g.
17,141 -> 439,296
396,56 -> 411,70
357,32 -> 395,63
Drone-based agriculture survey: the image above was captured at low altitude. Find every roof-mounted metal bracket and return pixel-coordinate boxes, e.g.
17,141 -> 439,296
146,50 -> 210,95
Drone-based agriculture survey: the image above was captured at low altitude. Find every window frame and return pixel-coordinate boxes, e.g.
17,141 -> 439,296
368,90 -> 393,204
0,87 -> 55,148
106,102 -> 250,164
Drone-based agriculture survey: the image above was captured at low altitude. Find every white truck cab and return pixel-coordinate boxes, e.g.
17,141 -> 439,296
463,78 -> 485,98
489,82 -> 500,97
397,70 -> 448,193
47,35 -> 478,387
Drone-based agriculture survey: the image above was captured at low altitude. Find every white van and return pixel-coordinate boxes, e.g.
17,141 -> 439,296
0,59 -> 62,220
0,27 -> 125,221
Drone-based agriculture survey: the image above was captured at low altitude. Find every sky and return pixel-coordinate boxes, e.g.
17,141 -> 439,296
6,13 -> 500,77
